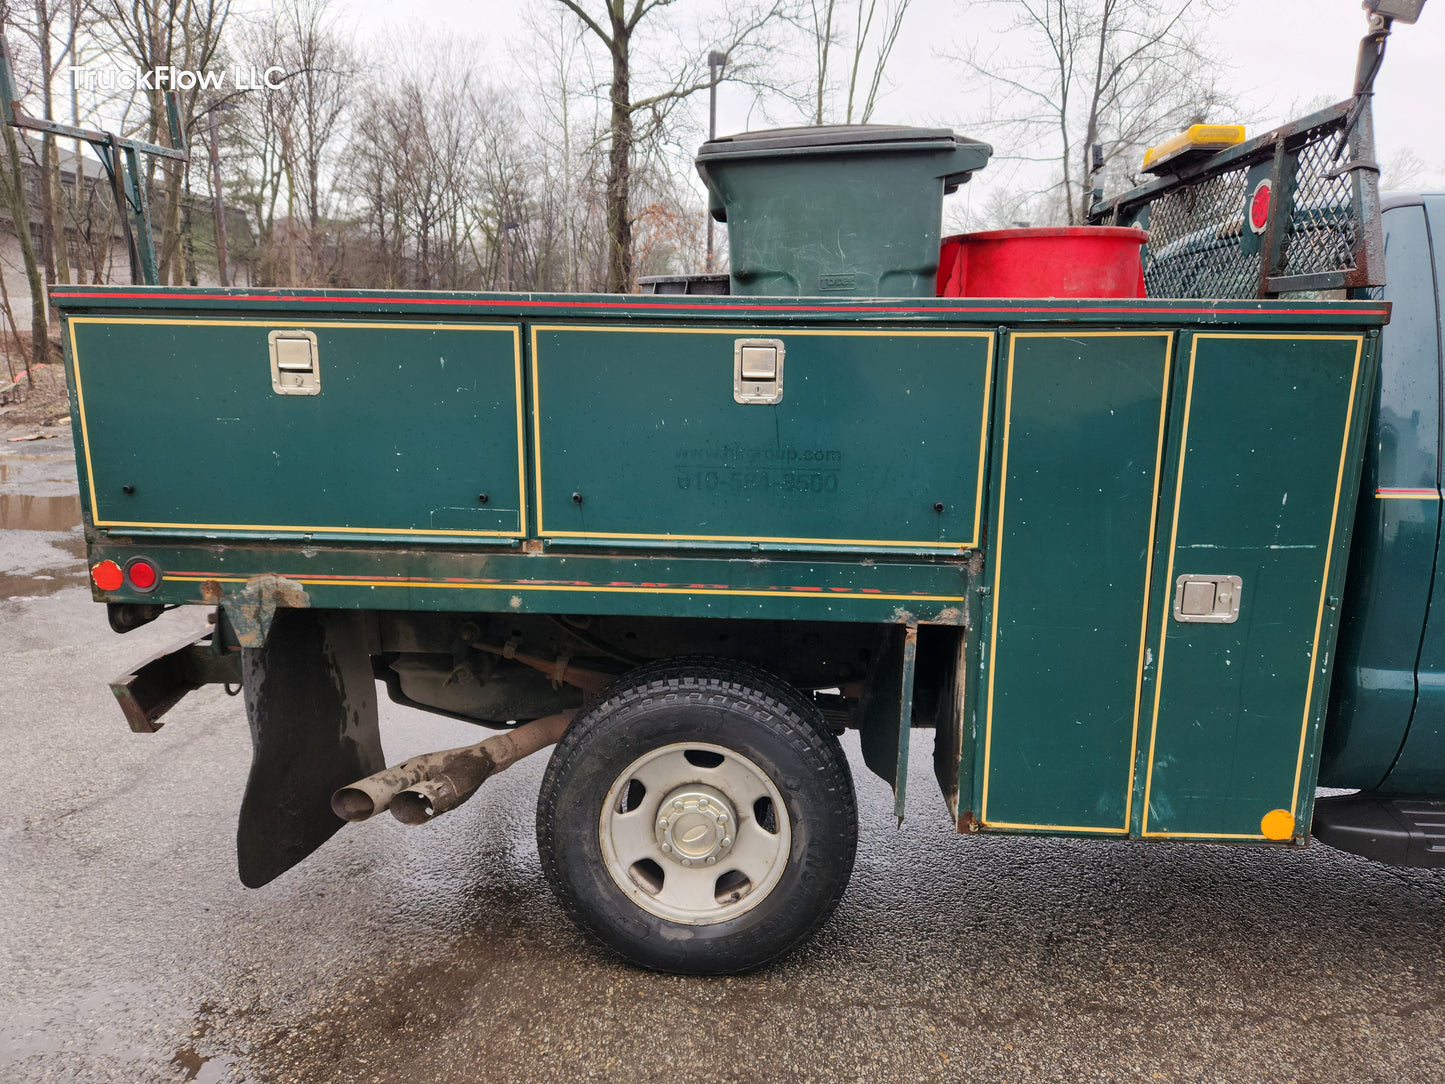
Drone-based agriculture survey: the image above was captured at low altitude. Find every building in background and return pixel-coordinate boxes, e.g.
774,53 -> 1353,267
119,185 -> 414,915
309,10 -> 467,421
0,138 -> 254,330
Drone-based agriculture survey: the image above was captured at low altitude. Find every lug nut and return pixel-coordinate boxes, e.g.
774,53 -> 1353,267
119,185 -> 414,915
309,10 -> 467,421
661,843 -> 672,853
680,858 -> 692,867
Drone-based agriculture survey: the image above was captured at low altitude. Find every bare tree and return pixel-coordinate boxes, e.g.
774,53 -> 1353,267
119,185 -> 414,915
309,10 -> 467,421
949,0 -> 1236,225
553,0 -> 790,292
1381,146 -> 1428,192
0,4 -> 58,364
100,0 -> 231,283
806,0 -> 835,123
9,0 -> 90,287
278,0 -> 348,231
0,109 -> 49,368
803,0 -> 913,126
517,6 -> 609,291
223,17 -> 286,282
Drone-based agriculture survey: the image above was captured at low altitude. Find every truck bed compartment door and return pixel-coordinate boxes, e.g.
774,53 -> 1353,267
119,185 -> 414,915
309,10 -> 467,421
978,331 -> 1175,834
69,318 -> 527,543
529,325 -> 993,553
1140,331 -> 1367,840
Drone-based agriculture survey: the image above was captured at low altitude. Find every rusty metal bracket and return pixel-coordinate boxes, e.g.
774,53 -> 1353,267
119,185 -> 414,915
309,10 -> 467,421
220,574 -> 311,649
109,627 -> 242,733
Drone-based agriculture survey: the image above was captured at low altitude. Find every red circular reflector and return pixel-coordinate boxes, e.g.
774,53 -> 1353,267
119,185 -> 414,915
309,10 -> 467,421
91,560 -> 124,592
126,560 -> 158,591
1248,180 -> 1272,234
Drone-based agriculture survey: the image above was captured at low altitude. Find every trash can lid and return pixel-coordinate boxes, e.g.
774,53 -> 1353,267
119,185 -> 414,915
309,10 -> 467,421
697,124 -> 990,163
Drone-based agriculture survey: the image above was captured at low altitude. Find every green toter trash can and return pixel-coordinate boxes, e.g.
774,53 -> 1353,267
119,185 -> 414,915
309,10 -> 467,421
695,124 -> 991,298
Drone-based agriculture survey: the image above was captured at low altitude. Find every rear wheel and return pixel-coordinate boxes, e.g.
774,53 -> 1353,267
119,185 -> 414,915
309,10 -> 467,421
536,659 -> 857,974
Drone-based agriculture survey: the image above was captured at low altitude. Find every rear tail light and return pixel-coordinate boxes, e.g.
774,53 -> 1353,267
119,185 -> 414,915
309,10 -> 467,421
124,558 -> 160,593
90,560 -> 123,592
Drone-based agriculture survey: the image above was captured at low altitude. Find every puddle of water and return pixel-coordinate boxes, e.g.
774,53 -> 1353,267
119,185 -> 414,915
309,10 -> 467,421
0,493 -> 81,531
0,530 -> 86,598
171,1045 -> 206,1081
0,567 -> 88,598
1,981 -> 189,1074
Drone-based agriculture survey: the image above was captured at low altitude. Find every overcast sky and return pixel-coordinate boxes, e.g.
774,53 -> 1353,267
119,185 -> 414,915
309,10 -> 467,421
332,0 -> 1445,214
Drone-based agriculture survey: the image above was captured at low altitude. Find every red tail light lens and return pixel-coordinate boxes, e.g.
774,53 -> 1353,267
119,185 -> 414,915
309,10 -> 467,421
125,558 -> 160,592
1248,180 -> 1272,234
91,560 -> 124,592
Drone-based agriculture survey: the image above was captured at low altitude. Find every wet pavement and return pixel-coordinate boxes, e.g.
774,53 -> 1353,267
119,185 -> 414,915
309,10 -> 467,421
4,430 -> 1445,1083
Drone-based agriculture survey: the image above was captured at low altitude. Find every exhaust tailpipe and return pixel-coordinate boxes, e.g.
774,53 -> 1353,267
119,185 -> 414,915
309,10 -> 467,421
330,711 -> 574,824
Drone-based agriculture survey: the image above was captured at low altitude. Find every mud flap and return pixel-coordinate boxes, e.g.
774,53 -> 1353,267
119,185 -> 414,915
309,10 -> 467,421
237,609 -> 385,888
858,624 -> 918,821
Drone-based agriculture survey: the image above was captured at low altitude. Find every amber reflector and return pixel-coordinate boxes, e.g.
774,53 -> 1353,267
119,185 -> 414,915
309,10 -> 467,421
1260,808 -> 1296,841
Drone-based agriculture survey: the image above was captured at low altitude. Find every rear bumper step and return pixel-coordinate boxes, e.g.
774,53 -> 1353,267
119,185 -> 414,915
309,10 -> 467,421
109,627 -> 242,733
1312,795 -> 1445,868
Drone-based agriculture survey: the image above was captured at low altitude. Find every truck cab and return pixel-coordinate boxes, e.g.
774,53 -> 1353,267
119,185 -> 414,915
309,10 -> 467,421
1316,195 -> 1445,862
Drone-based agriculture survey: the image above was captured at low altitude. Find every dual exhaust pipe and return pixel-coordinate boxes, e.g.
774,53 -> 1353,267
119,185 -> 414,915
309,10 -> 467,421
331,710 -> 574,826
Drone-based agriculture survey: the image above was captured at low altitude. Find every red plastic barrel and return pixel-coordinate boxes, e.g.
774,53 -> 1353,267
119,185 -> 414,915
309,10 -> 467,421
937,226 -> 1149,298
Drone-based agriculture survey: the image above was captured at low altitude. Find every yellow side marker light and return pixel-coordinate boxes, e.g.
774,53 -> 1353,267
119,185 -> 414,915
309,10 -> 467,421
1142,124 -> 1247,174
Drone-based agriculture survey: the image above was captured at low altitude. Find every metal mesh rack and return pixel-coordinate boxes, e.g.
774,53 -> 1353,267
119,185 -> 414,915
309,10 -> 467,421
1092,101 -> 1382,300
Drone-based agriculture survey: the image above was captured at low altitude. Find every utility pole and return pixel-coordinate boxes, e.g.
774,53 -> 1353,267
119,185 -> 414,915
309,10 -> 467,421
705,50 -> 726,273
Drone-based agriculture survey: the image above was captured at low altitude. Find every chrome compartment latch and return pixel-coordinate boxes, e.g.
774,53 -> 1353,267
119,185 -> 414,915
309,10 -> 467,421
733,338 -> 784,404
269,330 -> 320,395
1173,574 -> 1243,623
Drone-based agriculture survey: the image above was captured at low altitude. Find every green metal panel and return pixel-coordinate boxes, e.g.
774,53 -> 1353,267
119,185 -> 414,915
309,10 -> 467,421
1141,332 -> 1367,840
69,317 -> 525,542
531,326 -> 993,552
978,332 -> 1174,833
83,540 -> 973,626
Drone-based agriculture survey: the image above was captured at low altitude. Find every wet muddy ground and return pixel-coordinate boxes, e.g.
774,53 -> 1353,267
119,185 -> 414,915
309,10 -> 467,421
4,428 -> 1445,1083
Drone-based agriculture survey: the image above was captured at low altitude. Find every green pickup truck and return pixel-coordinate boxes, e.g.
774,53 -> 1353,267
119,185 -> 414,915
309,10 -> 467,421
51,5 -> 1443,976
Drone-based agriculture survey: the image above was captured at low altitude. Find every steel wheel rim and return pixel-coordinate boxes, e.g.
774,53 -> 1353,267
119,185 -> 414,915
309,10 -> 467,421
598,741 -> 792,925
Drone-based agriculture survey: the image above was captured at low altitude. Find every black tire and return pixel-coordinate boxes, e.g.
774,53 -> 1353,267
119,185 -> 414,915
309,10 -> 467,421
536,658 -> 857,975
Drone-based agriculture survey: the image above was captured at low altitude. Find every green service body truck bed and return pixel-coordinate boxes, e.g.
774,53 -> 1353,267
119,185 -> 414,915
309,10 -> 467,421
56,285 -> 1385,851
